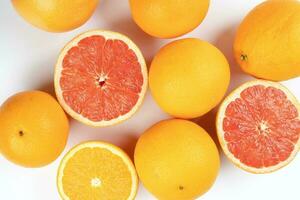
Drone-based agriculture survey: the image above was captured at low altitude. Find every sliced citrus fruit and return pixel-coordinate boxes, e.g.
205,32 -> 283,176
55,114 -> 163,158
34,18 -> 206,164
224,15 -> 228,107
54,30 -> 147,126
57,141 -> 138,200
217,80 -> 300,173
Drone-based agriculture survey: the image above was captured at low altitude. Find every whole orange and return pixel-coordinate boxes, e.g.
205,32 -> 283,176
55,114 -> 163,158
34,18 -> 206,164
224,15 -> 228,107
234,0 -> 300,81
149,38 -> 230,118
0,91 -> 69,167
12,0 -> 99,32
134,119 -> 220,199
129,0 -> 210,38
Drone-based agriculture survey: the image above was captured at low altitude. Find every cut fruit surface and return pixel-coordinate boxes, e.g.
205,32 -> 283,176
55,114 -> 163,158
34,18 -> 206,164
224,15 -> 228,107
55,30 -> 147,126
217,80 -> 300,173
57,141 -> 138,200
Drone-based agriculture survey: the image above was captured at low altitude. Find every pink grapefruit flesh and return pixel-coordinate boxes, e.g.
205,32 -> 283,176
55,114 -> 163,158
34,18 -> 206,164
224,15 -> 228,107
55,30 -> 147,126
217,80 -> 300,173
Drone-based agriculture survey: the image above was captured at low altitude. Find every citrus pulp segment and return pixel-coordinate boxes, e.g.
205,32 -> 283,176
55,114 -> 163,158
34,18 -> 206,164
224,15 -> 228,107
55,30 -> 148,126
57,141 -> 138,200
217,80 -> 300,173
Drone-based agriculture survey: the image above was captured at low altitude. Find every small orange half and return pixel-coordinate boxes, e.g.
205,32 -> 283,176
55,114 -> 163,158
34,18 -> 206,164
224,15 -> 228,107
57,141 -> 138,200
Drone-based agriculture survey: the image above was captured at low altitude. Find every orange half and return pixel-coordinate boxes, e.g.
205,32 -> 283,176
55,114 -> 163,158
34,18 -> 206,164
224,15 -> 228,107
57,141 -> 138,200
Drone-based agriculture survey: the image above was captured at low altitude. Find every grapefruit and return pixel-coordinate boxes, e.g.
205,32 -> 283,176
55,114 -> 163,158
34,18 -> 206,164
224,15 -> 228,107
134,119 -> 220,199
12,0 -> 99,32
0,91 -> 69,167
234,0 -> 300,81
54,30 -> 148,127
149,38 -> 230,118
217,80 -> 300,173
57,141 -> 138,200
129,0 -> 210,38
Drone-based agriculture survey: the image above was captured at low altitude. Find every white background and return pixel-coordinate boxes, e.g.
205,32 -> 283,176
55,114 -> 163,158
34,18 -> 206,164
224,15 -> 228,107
0,0 -> 299,199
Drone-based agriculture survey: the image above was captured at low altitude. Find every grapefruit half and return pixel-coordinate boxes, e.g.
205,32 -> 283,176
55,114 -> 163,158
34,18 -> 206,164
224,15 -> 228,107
217,80 -> 300,173
54,30 -> 147,127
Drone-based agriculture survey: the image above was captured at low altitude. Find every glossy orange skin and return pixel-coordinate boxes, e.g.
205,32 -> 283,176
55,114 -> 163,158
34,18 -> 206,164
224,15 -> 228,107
129,0 -> 210,38
234,0 -> 300,81
0,91 -> 69,167
12,0 -> 99,32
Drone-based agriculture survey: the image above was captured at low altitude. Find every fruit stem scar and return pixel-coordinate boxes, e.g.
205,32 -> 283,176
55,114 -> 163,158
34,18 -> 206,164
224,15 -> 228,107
91,177 -> 102,188
240,54 -> 248,61
18,130 -> 24,136
179,185 -> 184,190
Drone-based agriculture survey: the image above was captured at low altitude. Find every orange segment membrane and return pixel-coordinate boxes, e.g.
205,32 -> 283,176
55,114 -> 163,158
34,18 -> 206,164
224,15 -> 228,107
223,85 -> 300,168
60,35 -> 143,121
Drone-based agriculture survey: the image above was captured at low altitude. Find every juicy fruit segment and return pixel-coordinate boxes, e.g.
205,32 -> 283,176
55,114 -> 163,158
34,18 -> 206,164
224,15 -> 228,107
134,119 -> 220,199
234,0 -> 300,80
129,0 -> 210,38
149,38 -> 230,118
12,0 -> 99,32
57,142 -> 138,200
55,30 -> 147,126
0,91 -> 69,167
217,80 -> 300,173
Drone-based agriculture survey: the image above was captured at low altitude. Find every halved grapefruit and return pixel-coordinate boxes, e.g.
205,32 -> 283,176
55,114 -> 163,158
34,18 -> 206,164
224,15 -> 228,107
54,30 -> 147,126
217,80 -> 300,173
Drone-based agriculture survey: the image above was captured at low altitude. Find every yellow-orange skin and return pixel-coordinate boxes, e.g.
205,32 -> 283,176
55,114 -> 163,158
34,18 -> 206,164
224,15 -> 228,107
0,91 -> 69,167
149,38 -> 230,119
12,0 -> 99,32
234,0 -> 300,81
129,0 -> 210,38
134,119 -> 220,200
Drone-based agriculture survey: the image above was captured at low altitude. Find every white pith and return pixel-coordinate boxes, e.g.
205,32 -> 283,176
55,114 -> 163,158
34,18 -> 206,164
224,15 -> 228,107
257,121 -> 270,135
54,30 -> 148,127
216,79 -> 300,173
91,177 -> 102,188
57,141 -> 138,200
